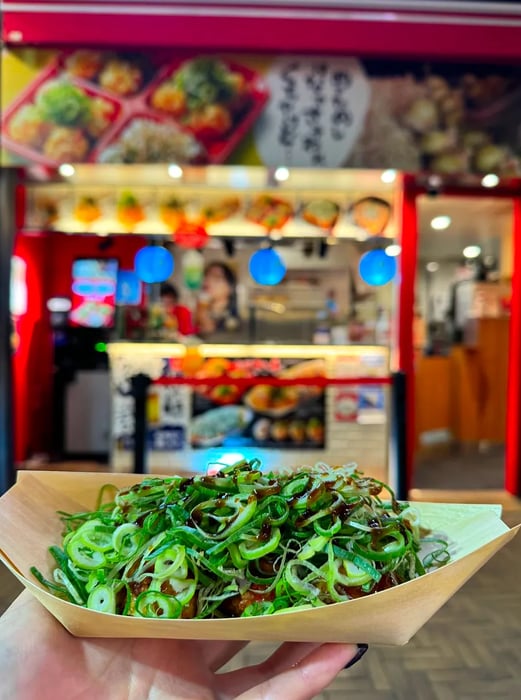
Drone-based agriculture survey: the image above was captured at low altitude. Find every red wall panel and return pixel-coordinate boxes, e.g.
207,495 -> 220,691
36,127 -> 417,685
12,232 -> 146,463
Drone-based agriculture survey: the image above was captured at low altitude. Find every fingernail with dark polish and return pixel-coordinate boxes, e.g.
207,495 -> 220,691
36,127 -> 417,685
344,644 -> 369,669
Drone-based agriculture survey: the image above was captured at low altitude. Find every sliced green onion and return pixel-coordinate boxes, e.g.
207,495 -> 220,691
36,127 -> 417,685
32,459 -> 448,619
135,591 -> 182,618
297,535 -> 328,561
153,545 -> 187,580
66,537 -> 106,570
238,527 -> 281,560
87,584 -> 116,614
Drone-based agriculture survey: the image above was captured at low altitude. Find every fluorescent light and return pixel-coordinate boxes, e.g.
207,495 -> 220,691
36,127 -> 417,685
167,164 -> 183,179
463,245 -> 481,259
426,261 -> 439,272
274,167 -> 289,182
380,169 -> 396,184
481,173 -> 499,188
430,215 -> 451,230
385,244 -> 401,257
58,163 -> 75,177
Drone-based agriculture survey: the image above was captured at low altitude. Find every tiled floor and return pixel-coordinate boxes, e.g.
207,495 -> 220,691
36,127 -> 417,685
1,509 -> 520,699
414,445 -> 505,491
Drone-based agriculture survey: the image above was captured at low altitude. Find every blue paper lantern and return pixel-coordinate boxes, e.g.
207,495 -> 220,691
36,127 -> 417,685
249,248 -> 286,286
134,246 -> 174,283
359,249 -> 397,286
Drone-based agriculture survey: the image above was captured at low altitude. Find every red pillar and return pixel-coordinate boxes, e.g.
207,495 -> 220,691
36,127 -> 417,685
397,175 -> 418,493
505,198 -> 521,496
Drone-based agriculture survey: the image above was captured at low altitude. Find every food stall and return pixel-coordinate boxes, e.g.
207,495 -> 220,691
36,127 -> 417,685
17,163 -> 398,482
2,1 -> 521,497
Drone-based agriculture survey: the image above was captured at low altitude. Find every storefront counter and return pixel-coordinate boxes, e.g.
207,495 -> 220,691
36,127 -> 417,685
107,342 -> 390,480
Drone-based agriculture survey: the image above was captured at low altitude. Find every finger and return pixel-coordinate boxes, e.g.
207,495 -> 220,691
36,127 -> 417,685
215,642 -> 321,698
235,643 -> 358,700
200,640 -> 250,671
256,642 -> 321,675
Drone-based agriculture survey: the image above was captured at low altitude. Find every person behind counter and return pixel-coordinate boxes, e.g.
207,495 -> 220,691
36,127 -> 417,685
160,282 -> 195,336
195,261 -> 241,337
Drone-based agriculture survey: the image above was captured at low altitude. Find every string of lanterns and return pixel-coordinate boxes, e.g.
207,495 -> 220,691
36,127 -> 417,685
134,238 -> 396,287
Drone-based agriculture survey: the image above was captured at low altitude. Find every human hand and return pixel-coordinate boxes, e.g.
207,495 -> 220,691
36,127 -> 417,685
1,591 -> 365,700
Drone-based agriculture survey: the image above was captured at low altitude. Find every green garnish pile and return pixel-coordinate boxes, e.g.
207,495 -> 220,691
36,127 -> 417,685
31,460 -> 450,619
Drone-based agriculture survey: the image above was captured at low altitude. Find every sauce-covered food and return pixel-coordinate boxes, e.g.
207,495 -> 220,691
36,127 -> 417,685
31,460 -> 449,619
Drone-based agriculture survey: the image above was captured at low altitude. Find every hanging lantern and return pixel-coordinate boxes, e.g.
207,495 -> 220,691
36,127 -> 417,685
359,249 -> 397,286
174,223 -> 209,249
134,246 -> 174,283
249,247 -> 286,286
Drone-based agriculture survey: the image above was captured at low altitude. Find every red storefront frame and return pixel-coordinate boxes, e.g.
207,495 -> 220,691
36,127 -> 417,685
3,1 -> 521,59
3,1 -> 521,495
399,178 -> 521,496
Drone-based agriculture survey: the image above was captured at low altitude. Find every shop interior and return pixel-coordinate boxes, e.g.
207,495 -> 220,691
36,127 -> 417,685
413,193 -> 513,491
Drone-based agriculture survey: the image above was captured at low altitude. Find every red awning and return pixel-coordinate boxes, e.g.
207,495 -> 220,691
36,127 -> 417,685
3,2 -> 521,59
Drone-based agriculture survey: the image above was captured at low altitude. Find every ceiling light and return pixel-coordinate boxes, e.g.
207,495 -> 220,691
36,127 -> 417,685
380,169 -> 397,184
167,164 -> 183,179
463,245 -> 481,259
430,215 -> 451,230
481,173 -> 499,188
58,163 -> 75,177
426,261 -> 439,272
274,167 -> 289,182
385,244 -> 401,257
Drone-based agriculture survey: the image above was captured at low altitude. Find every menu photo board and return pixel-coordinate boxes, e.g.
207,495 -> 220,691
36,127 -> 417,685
187,357 -> 327,450
70,258 -> 118,328
3,47 -> 521,176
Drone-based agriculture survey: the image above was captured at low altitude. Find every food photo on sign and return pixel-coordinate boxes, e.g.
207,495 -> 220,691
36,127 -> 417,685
190,358 -> 327,450
3,48 -> 521,173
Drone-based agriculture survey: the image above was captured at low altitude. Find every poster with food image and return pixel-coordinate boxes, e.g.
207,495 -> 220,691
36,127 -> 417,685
1,49 -> 270,166
70,258 -> 118,328
3,47 -> 521,175
190,357 -> 326,449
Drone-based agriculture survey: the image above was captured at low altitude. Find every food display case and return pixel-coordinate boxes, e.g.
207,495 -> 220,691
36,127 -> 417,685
107,342 -> 391,481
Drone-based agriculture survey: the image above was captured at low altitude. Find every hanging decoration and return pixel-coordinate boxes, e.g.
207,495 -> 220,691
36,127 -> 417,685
182,249 -> 204,290
358,249 -> 397,286
134,246 -> 174,283
249,247 -> 286,286
174,223 -> 209,249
